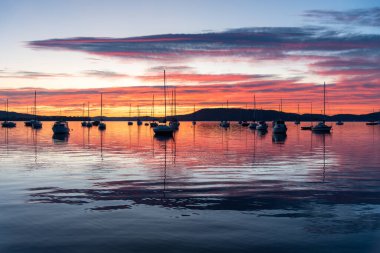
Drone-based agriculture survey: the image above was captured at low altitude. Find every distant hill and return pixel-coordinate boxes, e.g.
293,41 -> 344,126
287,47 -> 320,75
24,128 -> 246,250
0,109 -> 379,122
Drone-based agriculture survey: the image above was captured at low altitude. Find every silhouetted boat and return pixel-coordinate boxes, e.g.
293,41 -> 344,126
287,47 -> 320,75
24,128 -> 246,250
366,109 -> 378,125
154,70 -> 173,136
81,103 -> 87,126
92,120 -> 100,126
294,104 -> 300,125
220,100 -> 230,128
31,91 -> 42,129
249,94 -> 258,129
52,121 -> 70,134
272,99 -> 287,134
2,99 -> 16,128
192,104 -> 197,125
98,93 -> 106,130
301,102 -> 313,130
273,120 -> 287,134
169,88 -> 180,130
336,120 -> 344,125
256,121 -> 268,131
312,82 -> 332,133
128,104 -> 133,125
150,94 -> 158,127
86,102 -> 93,127
137,105 -> 142,126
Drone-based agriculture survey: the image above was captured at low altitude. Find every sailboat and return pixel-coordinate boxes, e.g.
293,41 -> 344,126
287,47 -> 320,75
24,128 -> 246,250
169,88 -> 180,130
273,99 -> 287,134
220,100 -> 230,128
301,102 -> 313,130
1,99 -> 16,128
241,104 -> 249,127
24,106 -> 33,126
81,103 -> 87,126
137,105 -> 142,126
249,94 -> 258,129
192,104 -> 197,125
312,82 -> 332,133
256,106 -> 268,132
31,91 -> 42,129
153,70 -> 174,136
294,104 -> 301,125
336,109 -> 344,125
128,104 -> 133,125
366,109 -> 378,125
86,102 -> 93,127
98,93 -> 106,130
150,94 -> 158,127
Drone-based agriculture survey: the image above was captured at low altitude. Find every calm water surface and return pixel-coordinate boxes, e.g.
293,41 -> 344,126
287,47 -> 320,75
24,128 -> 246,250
1,122 -> 380,253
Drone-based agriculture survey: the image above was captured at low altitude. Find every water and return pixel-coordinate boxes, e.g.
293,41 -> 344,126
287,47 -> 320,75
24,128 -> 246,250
1,122 -> 380,253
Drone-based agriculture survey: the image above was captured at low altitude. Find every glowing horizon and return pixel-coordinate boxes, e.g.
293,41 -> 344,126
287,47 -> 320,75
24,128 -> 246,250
1,1 -> 379,116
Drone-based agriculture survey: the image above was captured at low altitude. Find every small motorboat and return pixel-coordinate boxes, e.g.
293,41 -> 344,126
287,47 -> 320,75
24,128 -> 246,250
92,120 -> 100,126
32,120 -> 42,129
154,124 -> 173,136
150,122 -> 158,127
220,120 -> 230,128
336,120 -> 344,125
241,121 -> 249,127
256,121 -> 268,131
273,120 -> 287,134
98,122 -> 106,130
52,121 -> 70,134
2,121 -> 16,128
301,125 -> 313,130
249,121 -> 258,129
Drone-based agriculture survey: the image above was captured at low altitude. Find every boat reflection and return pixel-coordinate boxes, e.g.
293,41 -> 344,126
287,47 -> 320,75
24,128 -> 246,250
52,133 -> 69,143
272,133 -> 287,144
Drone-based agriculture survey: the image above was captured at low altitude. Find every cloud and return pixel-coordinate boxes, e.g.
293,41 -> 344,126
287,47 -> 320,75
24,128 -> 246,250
83,70 -> 129,79
304,7 -> 380,27
0,70 -> 70,79
28,27 -> 380,62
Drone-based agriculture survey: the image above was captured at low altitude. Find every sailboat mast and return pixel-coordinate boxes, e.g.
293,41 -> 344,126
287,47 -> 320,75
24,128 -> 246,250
100,93 -> 103,121
323,82 -> 326,121
164,70 -> 166,120
87,102 -> 90,120
253,93 -> 256,121
34,90 -> 37,121
152,94 -> 155,119
6,99 -> 8,121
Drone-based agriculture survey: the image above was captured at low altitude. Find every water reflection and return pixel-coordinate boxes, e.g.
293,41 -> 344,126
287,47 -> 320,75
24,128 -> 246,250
1,122 -> 380,250
52,133 -> 69,143
272,133 -> 287,144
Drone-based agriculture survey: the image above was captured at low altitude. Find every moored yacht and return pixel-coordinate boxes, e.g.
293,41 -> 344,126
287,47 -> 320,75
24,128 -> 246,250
153,70 -> 173,136
256,121 -> 268,131
249,94 -> 258,129
312,82 -> 332,133
31,91 -> 42,129
98,93 -> 106,130
273,120 -> 287,134
52,121 -> 70,134
2,99 -> 16,128
85,102 -> 92,127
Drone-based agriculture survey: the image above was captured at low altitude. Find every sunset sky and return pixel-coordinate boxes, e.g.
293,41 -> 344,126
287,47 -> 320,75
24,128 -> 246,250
1,0 -> 380,117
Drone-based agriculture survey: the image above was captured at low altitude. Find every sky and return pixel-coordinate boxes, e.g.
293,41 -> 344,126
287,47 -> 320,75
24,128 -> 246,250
1,0 -> 380,117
